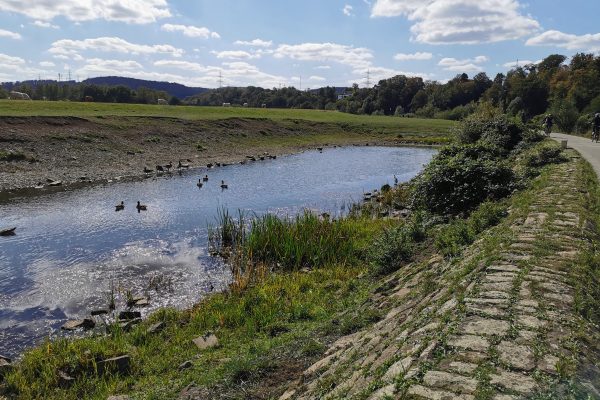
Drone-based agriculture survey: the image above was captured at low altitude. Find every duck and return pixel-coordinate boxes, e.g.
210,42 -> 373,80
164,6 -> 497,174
143,166 -> 153,173
202,175 -> 209,182
156,165 -> 164,173
197,179 -> 203,188
394,175 -> 398,185
178,160 -> 190,169
164,161 -> 173,172
115,201 -> 125,211
220,180 -> 228,189
136,201 -> 147,211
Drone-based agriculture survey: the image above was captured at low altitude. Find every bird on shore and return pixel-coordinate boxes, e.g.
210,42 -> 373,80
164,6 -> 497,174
156,165 -> 164,173
164,161 -> 173,172
197,179 -> 203,188
136,201 -> 147,211
394,175 -> 398,185
143,166 -> 153,173
220,180 -> 228,189
178,160 -> 190,169
115,201 -> 125,211
203,175 -> 209,182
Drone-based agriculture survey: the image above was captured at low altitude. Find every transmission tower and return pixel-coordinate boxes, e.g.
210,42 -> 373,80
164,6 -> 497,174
218,70 -> 223,88
366,70 -> 371,88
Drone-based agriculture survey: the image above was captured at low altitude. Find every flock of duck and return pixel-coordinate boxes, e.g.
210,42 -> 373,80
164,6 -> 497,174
114,174 -> 228,212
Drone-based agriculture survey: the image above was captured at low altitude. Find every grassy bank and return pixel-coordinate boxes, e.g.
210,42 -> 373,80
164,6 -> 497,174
0,100 -> 455,135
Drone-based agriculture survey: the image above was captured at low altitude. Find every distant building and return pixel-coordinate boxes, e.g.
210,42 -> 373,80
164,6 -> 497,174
337,93 -> 351,100
9,91 -> 31,100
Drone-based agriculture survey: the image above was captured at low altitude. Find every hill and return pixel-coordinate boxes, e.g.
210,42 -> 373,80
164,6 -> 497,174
82,76 -> 208,99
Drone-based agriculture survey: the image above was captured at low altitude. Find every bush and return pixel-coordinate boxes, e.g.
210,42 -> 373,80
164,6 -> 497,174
523,143 -> 567,168
576,114 -> 591,135
549,99 -> 579,133
369,225 -> 414,275
435,201 -> 507,257
412,144 -> 515,215
456,113 -> 525,152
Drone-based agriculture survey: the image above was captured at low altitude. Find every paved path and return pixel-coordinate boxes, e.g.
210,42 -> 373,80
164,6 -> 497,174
552,132 -> 600,176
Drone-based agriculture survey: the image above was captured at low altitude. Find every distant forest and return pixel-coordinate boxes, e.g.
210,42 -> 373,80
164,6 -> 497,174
2,53 -> 600,132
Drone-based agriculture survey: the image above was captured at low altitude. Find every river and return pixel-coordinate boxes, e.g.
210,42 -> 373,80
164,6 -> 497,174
0,146 -> 435,357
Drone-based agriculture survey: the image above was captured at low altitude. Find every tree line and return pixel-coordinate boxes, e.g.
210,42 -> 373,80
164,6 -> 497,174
3,53 -> 600,132
0,82 -> 175,104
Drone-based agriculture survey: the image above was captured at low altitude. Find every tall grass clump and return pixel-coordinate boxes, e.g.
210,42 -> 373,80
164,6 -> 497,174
209,210 -> 361,288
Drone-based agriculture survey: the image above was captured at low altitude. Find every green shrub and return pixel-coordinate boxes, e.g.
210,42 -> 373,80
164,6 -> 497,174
412,144 -> 515,215
369,224 -> 415,275
435,201 -> 507,257
549,99 -> 579,133
523,143 -> 567,168
576,114 -> 591,135
0,150 -> 27,161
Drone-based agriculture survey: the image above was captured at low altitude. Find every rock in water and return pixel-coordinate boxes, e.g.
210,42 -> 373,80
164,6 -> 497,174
118,311 -> 141,321
192,332 -> 219,350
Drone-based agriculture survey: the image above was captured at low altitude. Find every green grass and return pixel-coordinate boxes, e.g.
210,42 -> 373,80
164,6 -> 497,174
0,100 -> 456,135
3,265 -> 375,400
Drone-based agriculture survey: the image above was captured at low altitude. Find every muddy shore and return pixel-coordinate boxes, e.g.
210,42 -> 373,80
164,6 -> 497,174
0,116 -> 442,201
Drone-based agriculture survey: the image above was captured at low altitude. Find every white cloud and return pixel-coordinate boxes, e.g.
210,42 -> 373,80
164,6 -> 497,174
212,50 -> 260,60
32,20 -> 59,29
274,42 -> 373,68
0,28 -> 21,40
76,58 -> 143,76
343,4 -> 354,16
49,37 -> 184,58
438,56 -> 489,72
0,53 -> 25,68
154,59 -> 288,88
39,61 -> 56,68
371,0 -> 540,44
394,51 -> 433,61
526,30 -> 600,53
315,65 -> 331,70
309,75 -> 326,81
234,39 -> 273,47
161,24 -> 220,39
0,0 -> 171,24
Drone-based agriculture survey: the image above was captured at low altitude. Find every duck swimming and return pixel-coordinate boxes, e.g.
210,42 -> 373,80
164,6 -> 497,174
136,201 -> 147,211
220,180 -> 228,189
115,201 -> 125,211
197,179 -> 203,188
203,175 -> 209,182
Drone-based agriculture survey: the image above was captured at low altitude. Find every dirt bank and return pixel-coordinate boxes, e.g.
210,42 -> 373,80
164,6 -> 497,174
0,116 -> 441,201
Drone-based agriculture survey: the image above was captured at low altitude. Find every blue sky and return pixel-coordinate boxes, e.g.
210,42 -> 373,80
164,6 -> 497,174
0,0 -> 599,89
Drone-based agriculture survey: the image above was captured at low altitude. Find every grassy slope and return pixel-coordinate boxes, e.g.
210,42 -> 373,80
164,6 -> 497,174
0,100 -> 455,136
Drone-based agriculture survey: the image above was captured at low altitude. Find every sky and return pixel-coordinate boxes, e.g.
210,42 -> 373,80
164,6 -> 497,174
0,0 -> 599,89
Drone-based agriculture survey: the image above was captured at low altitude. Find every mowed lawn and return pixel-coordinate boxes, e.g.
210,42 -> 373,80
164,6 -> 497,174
0,100 -> 456,134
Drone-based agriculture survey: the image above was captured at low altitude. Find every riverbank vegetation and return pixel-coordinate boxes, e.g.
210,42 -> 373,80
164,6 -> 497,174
0,108 -> 572,399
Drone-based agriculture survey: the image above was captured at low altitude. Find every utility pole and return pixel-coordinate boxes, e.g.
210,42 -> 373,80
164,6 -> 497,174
218,70 -> 223,89
299,75 -> 302,91
68,69 -> 71,82
58,73 -> 61,82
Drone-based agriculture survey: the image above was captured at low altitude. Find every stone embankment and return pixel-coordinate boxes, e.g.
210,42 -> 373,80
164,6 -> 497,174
280,151 -> 600,399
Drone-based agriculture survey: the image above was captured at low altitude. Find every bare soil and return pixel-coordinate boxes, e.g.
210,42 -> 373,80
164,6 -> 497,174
0,116 -> 414,201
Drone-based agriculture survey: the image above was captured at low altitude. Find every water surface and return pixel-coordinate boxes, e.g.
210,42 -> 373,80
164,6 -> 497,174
0,146 -> 435,357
